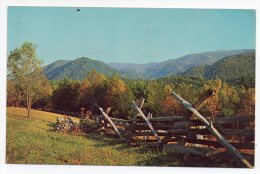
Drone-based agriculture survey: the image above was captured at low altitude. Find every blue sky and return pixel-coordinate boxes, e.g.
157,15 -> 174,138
8,7 -> 255,65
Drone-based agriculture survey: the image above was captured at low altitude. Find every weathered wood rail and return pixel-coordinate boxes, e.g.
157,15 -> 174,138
171,91 -> 253,168
97,90 -> 255,168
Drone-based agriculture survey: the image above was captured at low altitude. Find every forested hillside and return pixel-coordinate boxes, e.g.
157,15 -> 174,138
182,52 -> 255,87
109,49 -> 254,78
44,57 -> 119,80
9,44 -> 255,120
45,49 -> 254,80
44,60 -> 72,76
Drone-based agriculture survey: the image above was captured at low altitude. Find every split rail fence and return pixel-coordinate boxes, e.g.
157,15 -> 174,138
96,90 -> 254,168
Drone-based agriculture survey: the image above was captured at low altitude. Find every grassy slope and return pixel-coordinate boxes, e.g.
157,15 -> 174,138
7,107 -> 241,167
6,107 -> 183,166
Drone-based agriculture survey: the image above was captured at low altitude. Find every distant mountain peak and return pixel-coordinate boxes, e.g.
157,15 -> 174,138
44,49 -> 254,80
76,57 -> 91,60
44,57 -> 118,80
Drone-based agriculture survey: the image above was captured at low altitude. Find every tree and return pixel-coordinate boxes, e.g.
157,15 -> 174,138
79,70 -> 107,112
128,80 -> 147,99
52,78 -> 80,112
7,42 -> 52,118
7,80 -> 24,107
237,88 -> 255,116
219,83 -> 240,116
104,74 -> 134,119
175,83 -> 199,104
201,79 -> 222,119
144,81 -> 164,114
162,84 -> 184,116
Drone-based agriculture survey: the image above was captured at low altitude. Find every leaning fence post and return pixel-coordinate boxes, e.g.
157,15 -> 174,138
99,107 -> 123,139
171,91 -> 253,168
132,101 -> 161,143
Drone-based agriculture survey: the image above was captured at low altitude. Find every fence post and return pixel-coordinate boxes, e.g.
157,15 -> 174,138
99,107 -> 123,139
171,91 -> 253,168
132,101 -> 161,143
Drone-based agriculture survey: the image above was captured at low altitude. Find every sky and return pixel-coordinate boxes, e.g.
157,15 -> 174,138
8,7 -> 256,65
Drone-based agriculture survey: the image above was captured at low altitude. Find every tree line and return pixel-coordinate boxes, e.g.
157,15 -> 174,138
7,42 -> 255,119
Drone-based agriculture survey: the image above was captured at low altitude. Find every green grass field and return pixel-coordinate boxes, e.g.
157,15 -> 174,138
6,107 -> 186,166
7,107 -> 240,167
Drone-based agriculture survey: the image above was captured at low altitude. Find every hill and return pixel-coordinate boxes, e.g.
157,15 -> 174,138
182,52 -> 255,86
44,60 -> 72,75
44,57 -> 119,80
108,62 -> 156,79
44,49 -> 254,80
109,49 -> 254,78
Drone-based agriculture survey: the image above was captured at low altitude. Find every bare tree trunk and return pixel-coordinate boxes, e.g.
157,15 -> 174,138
27,105 -> 31,118
26,84 -> 32,118
28,90 -> 32,118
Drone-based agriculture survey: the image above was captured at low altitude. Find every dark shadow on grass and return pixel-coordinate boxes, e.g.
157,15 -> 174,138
136,152 -> 211,167
85,133 -> 124,147
82,132 -> 153,152
137,151 -> 247,168
46,122 -> 60,132
47,122 -> 56,128
137,152 -> 184,167
44,122 -> 249,167
83,132 -> 248,168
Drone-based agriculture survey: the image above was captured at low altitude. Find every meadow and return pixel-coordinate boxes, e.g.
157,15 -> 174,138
6,107 -> 184,166
7,106 -> 252,168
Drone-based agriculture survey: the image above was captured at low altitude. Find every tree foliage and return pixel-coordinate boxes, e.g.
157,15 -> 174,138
7,80 -> 24,107
104,74 -> 135,118
44,57 -> 118,80
237,88 -> 255,116
182,52 -> 255,88
201,79 -> 222,119
7,45 -> 255,119
52,78 -> 80,112
7,42 -> 52,117
162,85 -> 184,116
79,70 -> 107,112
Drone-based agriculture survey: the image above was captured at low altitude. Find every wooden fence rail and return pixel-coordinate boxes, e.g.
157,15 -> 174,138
96,90 -> 255,168
171,91 -> 253,168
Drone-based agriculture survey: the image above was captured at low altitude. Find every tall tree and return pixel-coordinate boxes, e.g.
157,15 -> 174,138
144,81 -> 164,114
162,84 -> 184,116
219,83 -> 240,116
7,42 -> 52,118
201,79 -> 222,119
128,80 -> 147,99
52,78 -> 80,112
79,70 -> 107,112
105,74 -> 134,118
237,88 -> 255,116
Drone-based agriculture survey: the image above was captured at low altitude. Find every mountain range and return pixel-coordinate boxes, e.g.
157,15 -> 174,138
109,49 -> 254,78
181,51 -> 255,86
44,49 -> 254,81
